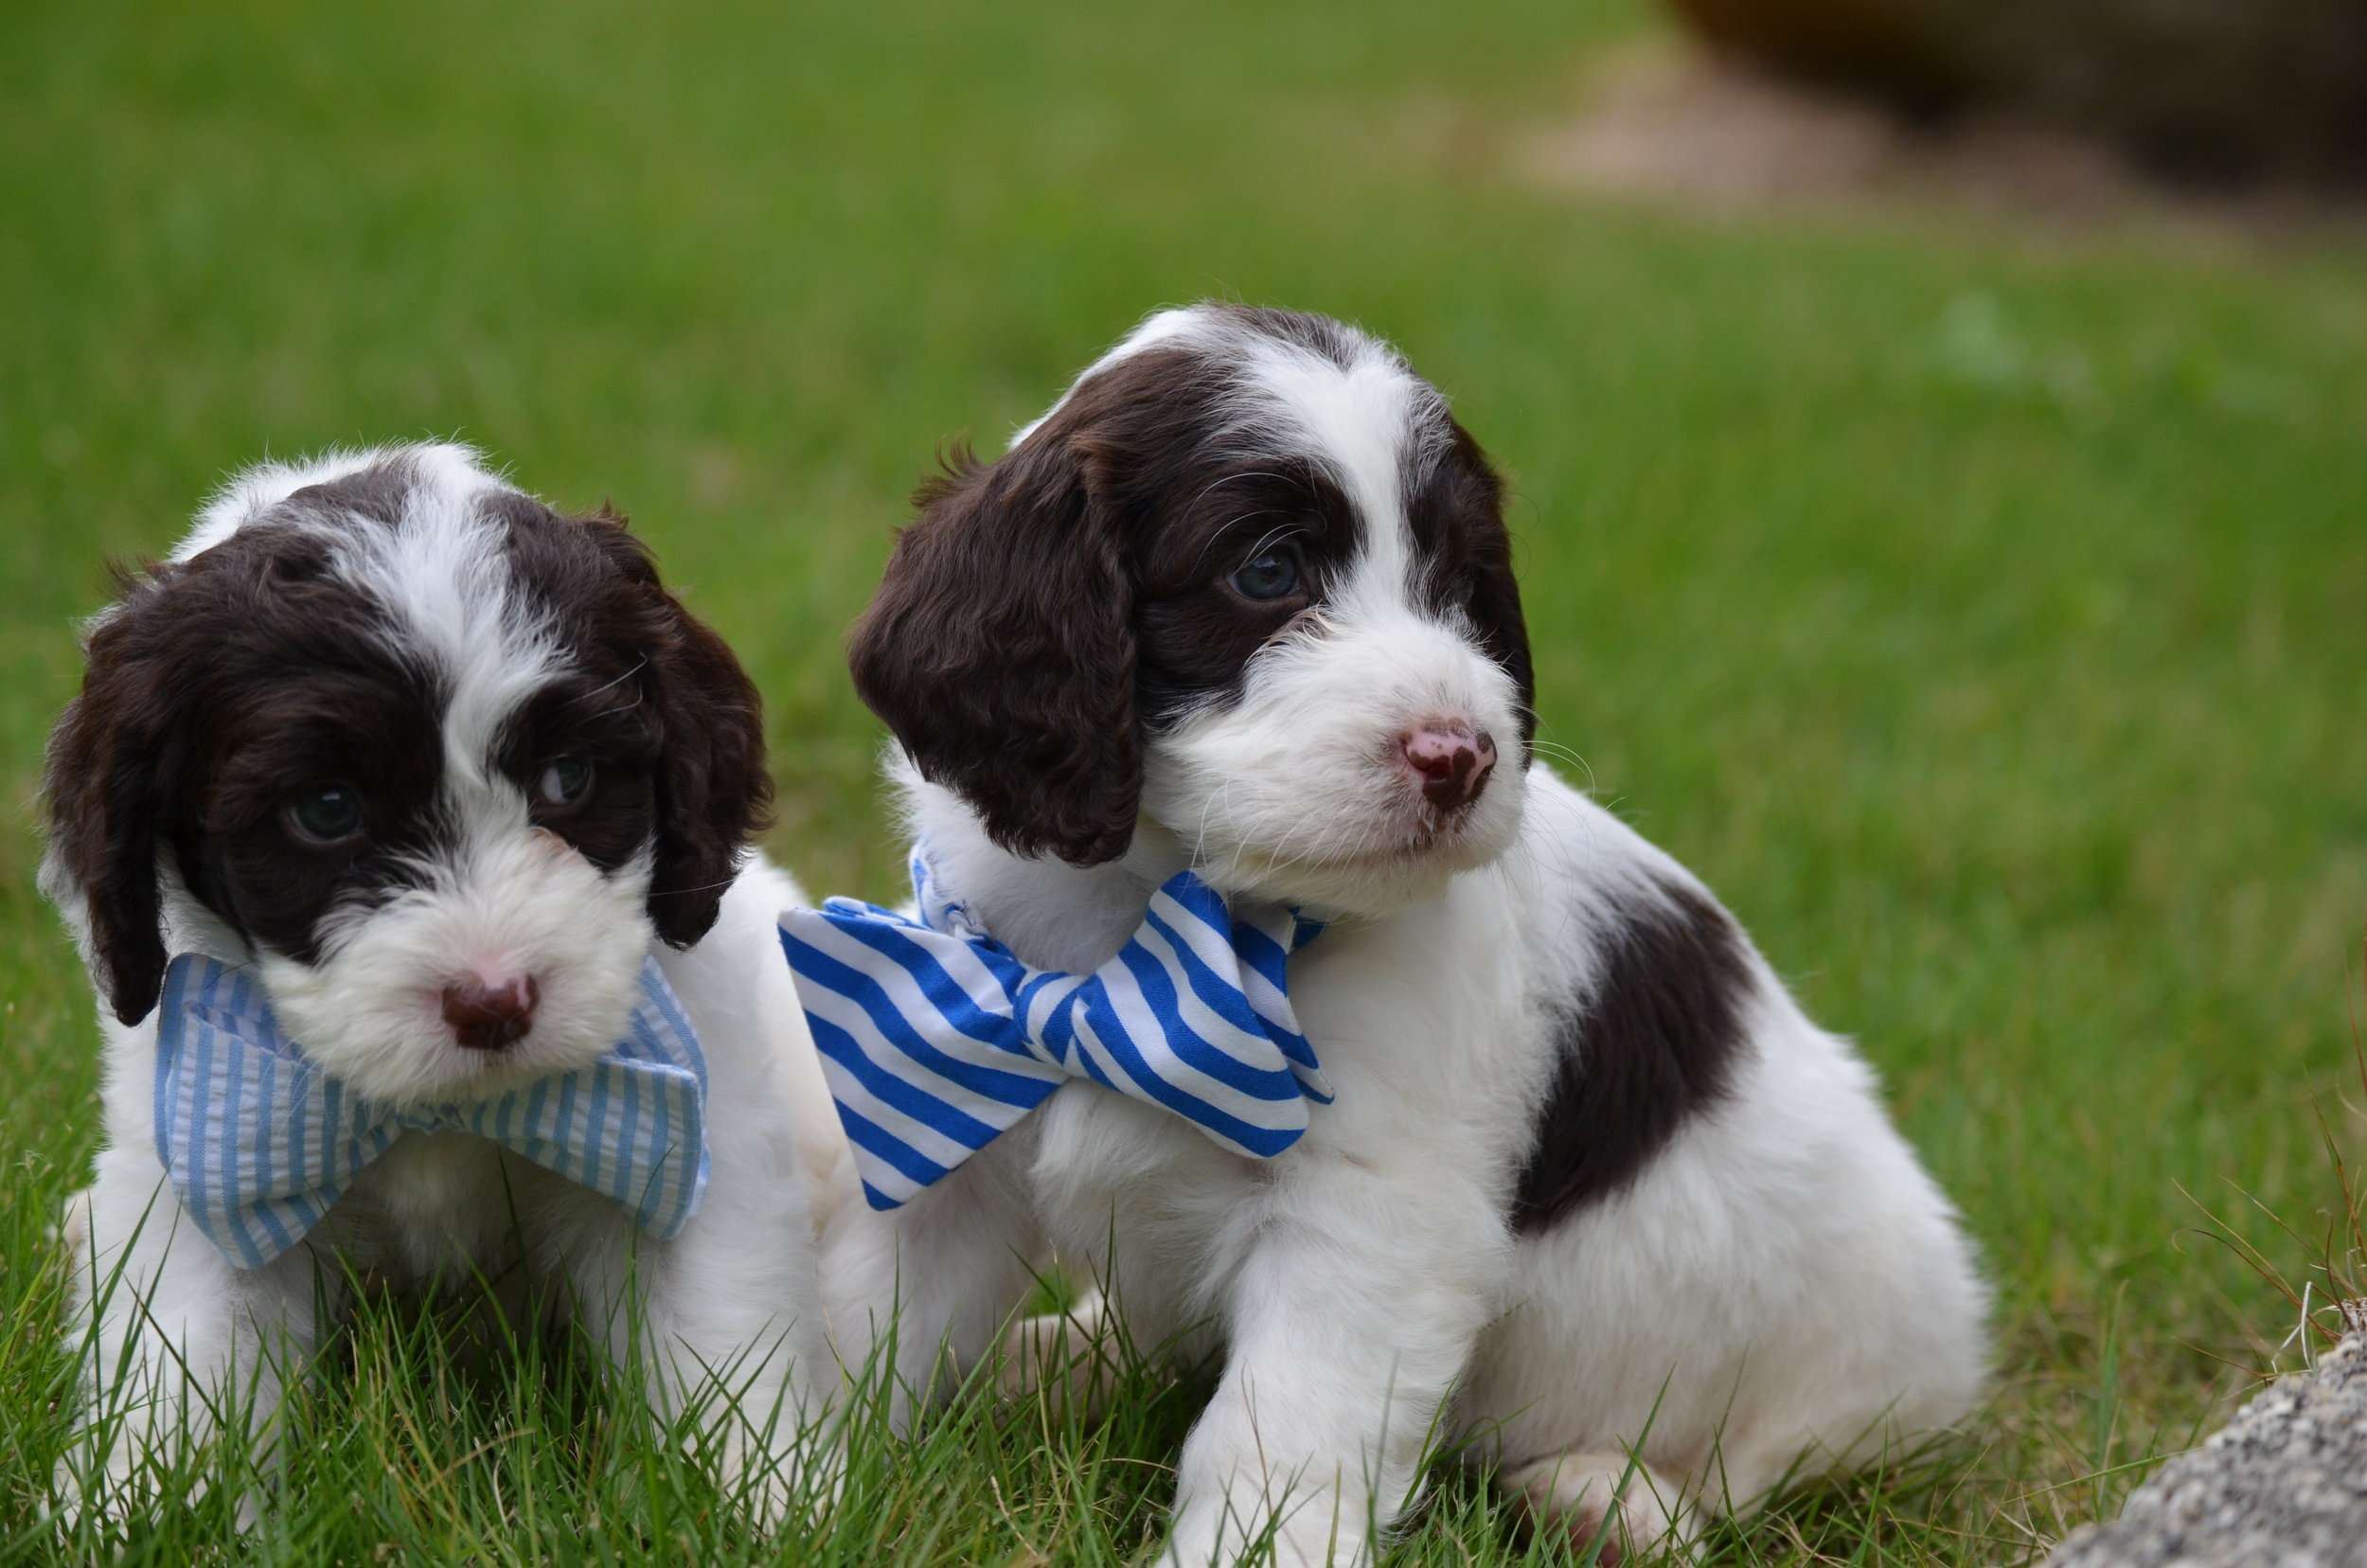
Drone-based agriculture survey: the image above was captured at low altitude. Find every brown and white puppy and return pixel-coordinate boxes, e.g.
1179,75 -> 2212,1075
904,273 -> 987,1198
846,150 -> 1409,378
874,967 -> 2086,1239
44,444 -> 834,1519
812,306 -> 1988,1566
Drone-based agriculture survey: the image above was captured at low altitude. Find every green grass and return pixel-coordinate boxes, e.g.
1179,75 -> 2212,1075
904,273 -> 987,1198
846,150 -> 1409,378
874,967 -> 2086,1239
5,0 -> 2367,1559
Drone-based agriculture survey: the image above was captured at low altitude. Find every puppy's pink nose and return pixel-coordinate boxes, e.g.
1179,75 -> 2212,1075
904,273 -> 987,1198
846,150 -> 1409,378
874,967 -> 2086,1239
441,976 -> 540,1052
1401,726 -> 1497,812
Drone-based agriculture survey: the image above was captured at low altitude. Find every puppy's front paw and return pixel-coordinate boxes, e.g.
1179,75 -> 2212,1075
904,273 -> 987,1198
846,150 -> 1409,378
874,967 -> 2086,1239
714,1423 -> 843,1532
1163,1498 -> 1370,1568
51,1442 -> 264,1535
1502,1450 -> 1693,1565
49,1452 -> 122,1535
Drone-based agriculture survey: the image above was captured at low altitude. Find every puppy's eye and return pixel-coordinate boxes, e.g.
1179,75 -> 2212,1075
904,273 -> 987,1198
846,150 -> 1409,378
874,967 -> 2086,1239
1228,543 -> 1302,601
536,757 -> 593,808
285,786 -> 364,846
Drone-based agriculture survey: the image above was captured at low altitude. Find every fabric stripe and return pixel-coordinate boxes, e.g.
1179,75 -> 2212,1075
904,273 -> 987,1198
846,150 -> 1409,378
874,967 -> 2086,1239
811,1025 -> 1010,1150
787,929 -> 1061,1100
1098,942 -> 1300,1112
811,915 -> 1021,1040
1072,980 -> 1302,1157
187,1007 -> 220,1259
1123,922 -> 1301,1101
151,953 -> 710,1268
1131,913 -> 1273,1066
833,1102 -> 952,1196
780,849 -> 1326,1208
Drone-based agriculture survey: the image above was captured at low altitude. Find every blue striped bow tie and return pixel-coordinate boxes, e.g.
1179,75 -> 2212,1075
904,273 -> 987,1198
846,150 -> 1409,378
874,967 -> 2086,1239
152,953 -> 711,1269
778,850 -> 1328,1211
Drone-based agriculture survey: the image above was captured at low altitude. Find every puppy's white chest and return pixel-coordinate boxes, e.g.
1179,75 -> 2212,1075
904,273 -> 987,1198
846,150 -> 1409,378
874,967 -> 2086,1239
337,1131 -> 554,1278
1033,1087 -> 1272,1288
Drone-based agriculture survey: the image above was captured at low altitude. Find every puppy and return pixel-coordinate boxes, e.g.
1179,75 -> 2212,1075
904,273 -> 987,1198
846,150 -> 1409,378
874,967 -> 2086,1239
811,307 -> 1989,1565
44,445 -> 835,1517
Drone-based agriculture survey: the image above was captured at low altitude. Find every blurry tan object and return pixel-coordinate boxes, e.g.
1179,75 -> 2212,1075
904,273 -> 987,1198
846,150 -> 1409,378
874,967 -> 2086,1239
1524,47 -> 2159,219
1539,49 -> 1898,202
1666,0 -> 2367,184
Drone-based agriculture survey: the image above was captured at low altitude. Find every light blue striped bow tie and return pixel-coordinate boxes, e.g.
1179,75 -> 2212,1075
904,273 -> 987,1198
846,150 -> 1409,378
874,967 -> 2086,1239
778,849 -> 1328,1211
152,953 -> 711,1269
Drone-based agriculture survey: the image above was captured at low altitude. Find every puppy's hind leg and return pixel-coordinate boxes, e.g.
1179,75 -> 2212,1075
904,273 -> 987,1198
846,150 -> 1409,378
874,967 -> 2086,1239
997,1289 -> 1129,1417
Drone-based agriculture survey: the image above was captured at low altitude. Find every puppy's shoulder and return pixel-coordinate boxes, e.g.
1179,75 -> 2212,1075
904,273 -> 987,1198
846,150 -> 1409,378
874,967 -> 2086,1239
654,852 -> 812,1079
1509,766 -> 1740,950
1503,766 -> 1768,1231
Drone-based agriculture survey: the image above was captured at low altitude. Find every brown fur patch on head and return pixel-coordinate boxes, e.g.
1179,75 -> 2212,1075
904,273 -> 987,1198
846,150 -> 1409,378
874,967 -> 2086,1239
42,531 -> 408,1024
42,472 -> 773,1027
492,497 -> 774,947
850,305 -> 1537,864
847,347 -> 1220,866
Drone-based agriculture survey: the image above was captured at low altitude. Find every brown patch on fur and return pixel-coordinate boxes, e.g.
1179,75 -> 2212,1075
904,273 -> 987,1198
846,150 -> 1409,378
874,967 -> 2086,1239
1511,875 -> 1752,1232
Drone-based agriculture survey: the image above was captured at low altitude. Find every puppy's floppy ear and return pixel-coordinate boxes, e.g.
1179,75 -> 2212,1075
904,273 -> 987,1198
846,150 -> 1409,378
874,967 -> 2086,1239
42,572 -> 187,1025
1443,419 -> 1538,749
850,432 -> 1141,865
584,512 -> 773,948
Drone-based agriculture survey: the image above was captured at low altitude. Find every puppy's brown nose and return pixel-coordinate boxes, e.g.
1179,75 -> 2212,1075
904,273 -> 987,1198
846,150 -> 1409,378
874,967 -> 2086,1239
1401,727 -> 1497,812
441,976 -> 540,1051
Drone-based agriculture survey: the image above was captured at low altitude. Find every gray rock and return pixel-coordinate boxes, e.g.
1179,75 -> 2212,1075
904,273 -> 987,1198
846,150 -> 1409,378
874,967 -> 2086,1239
2049,1329 -> 2367,1568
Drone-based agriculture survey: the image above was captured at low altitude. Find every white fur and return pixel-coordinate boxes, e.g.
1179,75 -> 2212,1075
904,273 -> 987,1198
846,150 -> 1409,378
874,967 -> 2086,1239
1143,606 -> 1528,913
175,442 -> 500,562
54,449 -> 837,1522
1008,307 -> 1220,447
809,311 -> 1989,1567
263,829 -> 650,1104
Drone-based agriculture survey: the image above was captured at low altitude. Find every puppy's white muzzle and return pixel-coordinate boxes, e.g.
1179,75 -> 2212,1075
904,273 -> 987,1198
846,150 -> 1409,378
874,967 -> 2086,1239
1144,610 -> 1527,916
261,827 -> 653,1103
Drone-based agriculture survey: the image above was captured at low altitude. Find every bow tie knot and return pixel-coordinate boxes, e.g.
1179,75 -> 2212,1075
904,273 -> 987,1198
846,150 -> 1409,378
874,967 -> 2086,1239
152,953 -> 710,1269
779,849 -> 1327,1211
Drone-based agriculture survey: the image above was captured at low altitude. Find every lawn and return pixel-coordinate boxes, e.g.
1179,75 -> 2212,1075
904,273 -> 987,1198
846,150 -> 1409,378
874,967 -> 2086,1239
4,0 -> 2366,1561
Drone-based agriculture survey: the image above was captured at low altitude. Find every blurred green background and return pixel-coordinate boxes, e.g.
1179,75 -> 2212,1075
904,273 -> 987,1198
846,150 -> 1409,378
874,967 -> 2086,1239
4,0 -> 2365,1558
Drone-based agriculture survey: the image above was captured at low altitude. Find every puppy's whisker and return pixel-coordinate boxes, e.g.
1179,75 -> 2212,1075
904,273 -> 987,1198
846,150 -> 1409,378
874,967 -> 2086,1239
1185,517 -> 1307,581
565,656 -> 648,706
1188,470 -> 1296,507
646,876 -> 740,899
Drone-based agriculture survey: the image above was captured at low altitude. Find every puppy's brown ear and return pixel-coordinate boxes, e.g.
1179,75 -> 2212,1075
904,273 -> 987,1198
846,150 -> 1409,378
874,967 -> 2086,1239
586,514 -> 773,948
851,433 -> 1141,865
43,579 -> 182,1025
1442,419 -> 1538,749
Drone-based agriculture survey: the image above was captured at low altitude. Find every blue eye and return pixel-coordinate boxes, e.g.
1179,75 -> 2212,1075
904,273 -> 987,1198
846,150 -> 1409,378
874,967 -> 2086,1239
537,757 -> 593,807
286,785 -> 364,845
1228,544 -> 1302,601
